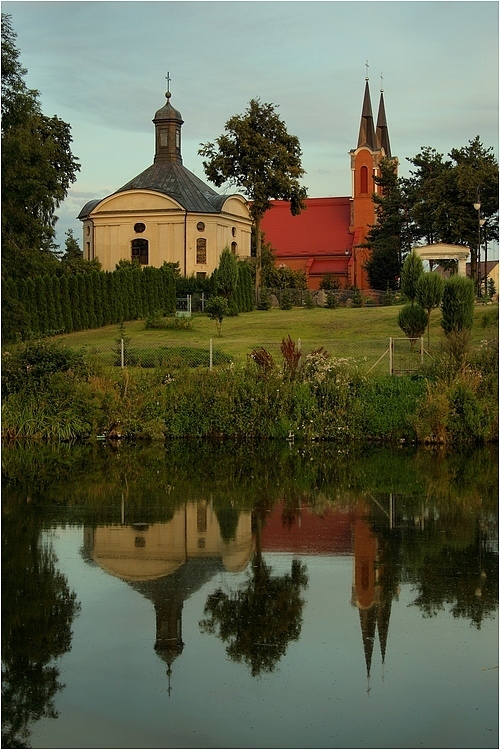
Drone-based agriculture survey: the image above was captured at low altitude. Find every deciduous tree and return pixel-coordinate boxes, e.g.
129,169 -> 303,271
199,99 -> 307,290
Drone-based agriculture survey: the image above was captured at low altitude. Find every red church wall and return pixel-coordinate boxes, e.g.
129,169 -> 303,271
260,197 -> 354,290
260,501 -> 355,555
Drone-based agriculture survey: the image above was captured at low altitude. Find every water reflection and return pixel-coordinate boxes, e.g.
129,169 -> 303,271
83,503 -> 253,691
2,441 -> 498,748
2,495 -> 80,748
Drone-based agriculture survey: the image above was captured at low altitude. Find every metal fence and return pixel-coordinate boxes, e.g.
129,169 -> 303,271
87,336 -> 443,377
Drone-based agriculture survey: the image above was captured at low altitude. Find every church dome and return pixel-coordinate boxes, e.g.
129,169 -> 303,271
154,92 -> 183,122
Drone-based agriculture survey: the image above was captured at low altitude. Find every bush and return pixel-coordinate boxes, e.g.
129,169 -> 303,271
441,275 -> 475,335
144,313 -> 193,330
397,303 -> 428,340
280,289 -> 293,310
303,290 -> 315,309
206,296 -> 229,336
2,341 -> 90,396
326,291 -> 338,309
257,288 -> 272,310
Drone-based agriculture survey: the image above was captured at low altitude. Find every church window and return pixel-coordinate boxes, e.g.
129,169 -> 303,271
134,222 -> 146,233
197,221 -> 205,231
231,226 -> 236,237
196,238 -> 207,264
231,242 -> 237,254
176,128 -> 180,149
360,166 -> 368,194
131,238 -> 149,265
160,129 -> 168,147
196,272 -> 206,279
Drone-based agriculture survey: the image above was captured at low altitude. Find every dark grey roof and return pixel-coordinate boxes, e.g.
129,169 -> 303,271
115,161 -> 229,213
78,198 -> 103,219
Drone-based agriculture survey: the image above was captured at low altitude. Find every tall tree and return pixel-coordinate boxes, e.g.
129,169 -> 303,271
363,158 -> 413,291
408,138 -> 498,286
1,13 -> 80,281
199,98 -> 307,290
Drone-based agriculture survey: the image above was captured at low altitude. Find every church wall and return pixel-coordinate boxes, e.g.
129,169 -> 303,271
89,203 -> 251,275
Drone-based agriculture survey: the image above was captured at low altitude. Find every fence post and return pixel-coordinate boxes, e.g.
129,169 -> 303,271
201,292 -> 205,313
209,338 -> 213,371
121,337 -> 125,369
420,336 -> 424,366
298,337 -> 301,352
389,337 -> 393,375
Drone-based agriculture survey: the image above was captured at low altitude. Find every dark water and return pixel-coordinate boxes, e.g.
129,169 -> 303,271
2,441 -> 498,749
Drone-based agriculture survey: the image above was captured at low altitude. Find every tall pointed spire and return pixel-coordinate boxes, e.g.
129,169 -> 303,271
376,77 -> 391,158
357,78 -> 377,151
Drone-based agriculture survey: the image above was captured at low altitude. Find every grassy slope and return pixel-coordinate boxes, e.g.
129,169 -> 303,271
52,304 -> 497,365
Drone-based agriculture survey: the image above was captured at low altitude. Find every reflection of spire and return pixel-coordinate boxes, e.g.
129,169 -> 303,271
352,505 -> 396,686
377,595 -> 392,665
358,606 -> 377,679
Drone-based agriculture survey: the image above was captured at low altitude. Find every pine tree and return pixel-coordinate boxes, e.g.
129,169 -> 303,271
60,275 -> 73,332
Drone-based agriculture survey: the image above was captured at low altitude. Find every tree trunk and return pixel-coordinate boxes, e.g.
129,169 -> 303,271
254,213 -> 263,299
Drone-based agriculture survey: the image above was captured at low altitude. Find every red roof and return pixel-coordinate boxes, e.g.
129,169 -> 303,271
261,197 -> 353,259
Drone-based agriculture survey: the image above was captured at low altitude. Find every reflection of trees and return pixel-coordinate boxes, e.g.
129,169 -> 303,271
409,521 -> 498,628
200,556 -> 308,677
201,507 -> 308,677
2,501 -> 80,748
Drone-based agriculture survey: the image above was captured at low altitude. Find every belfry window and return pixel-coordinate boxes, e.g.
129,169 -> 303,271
231,242 -> 237,255
131,238 -> 149,265
360,166 -> 368,194
196,238 -> 207,264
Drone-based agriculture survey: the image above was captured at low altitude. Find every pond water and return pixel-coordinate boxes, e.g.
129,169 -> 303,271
2,441 -> 498,749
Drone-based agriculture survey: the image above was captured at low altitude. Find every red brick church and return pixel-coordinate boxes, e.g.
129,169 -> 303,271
261,78 -> 395,291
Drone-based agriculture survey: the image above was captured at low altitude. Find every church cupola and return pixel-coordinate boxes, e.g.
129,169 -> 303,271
153,74 -> 183,164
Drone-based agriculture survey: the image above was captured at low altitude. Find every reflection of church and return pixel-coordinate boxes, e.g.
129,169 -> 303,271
351,504 -> 396,688
83,502 -> 253,690
84,497 -> 403,689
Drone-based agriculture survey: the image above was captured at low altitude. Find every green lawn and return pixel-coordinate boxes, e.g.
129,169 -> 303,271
49,303 -> 498,375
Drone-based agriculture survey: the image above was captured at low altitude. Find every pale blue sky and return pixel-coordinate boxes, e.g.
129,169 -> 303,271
3,1 -> 499,252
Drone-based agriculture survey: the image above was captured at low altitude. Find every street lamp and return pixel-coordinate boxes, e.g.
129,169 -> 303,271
482,220 -> 488,297
473,199 -> 482,296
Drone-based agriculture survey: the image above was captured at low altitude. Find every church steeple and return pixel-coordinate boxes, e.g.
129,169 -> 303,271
357,78 -> 377,152
153,73 -> 183,165
376,84 -> 391,158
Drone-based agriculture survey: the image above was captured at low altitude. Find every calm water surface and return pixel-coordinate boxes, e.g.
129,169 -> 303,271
2,442 -> 498,749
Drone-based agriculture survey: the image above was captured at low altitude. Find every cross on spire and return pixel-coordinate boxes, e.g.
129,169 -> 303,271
380,72 -> 384,92
365,60 -> 369,80
165,71 -> 171,97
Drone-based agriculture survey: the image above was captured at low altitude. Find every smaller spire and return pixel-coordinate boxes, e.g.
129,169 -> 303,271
376,88 -> 392,158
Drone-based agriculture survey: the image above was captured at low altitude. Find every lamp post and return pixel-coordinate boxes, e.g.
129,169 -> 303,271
483,220 -> 488,297
473,198 -> 482,296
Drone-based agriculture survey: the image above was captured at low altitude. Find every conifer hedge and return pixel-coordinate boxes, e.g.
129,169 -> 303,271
2,265 -> 177,341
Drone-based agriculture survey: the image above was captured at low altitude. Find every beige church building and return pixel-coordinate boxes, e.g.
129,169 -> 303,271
78,88 -> 252,275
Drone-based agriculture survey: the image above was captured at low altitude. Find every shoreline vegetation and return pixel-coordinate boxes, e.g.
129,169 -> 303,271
2,307 -> 498,446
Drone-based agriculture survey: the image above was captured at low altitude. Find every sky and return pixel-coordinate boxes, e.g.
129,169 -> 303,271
3,0 -> 499,254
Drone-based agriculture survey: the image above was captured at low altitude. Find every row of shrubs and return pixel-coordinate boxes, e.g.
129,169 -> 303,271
2,257 -> 256,343
2,265 -> 177,342
2,333 -> 497,444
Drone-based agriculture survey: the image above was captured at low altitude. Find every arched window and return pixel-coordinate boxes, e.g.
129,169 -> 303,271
231,242 -> 237,255
131,238 -> 149,265
360,166 -> 368,194
196,238 -> 207,264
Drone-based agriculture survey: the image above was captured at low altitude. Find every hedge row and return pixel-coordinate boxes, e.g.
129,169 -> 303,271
3,265 -> 177,340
